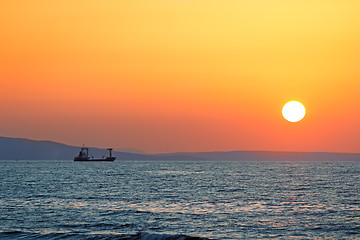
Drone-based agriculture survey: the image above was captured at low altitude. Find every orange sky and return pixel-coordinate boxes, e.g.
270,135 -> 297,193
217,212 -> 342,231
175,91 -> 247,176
1,0 -> 360,153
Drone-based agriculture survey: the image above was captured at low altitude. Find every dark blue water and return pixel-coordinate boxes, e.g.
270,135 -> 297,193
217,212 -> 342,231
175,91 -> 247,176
0,160 -> 359,239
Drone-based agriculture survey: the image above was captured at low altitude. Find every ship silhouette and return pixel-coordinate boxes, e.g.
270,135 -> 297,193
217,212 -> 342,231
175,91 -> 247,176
74,146 -> 115,162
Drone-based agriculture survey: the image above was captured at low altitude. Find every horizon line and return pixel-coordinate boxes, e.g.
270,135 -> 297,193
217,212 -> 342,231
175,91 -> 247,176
2,135 -> 360,155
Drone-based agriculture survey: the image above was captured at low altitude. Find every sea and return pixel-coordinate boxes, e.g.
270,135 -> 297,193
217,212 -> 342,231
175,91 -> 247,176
0,160 -> 359,239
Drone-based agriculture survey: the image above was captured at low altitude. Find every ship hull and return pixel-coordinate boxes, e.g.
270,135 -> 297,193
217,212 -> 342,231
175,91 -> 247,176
74,157 -> 116,162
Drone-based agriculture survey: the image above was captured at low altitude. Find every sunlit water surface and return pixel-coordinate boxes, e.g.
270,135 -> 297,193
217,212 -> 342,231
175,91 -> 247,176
0,160 -> 359,239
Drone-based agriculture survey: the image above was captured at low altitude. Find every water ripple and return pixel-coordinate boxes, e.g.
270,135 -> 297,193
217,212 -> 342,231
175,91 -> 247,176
0,160 -> 359,239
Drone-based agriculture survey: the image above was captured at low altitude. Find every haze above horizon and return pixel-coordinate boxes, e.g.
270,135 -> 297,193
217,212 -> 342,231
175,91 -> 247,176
1,1 -> 359,154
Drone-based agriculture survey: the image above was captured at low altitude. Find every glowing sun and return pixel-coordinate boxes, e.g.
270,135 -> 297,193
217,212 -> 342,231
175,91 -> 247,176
282,101 -> 306,122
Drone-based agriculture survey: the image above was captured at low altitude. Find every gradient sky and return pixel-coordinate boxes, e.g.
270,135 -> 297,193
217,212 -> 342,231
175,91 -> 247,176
1,0 -> 360,153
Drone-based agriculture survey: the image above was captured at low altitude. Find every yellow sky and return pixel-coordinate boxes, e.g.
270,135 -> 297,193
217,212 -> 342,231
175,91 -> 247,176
1,1 -> 360,153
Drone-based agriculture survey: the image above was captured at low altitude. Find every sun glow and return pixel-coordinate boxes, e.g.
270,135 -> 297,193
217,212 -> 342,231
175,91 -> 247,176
282,101 -> 306,122
1,1 -> 360,153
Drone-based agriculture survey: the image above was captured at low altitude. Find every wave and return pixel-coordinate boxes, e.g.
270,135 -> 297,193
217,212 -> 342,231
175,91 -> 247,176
127,232 -> 213,240
0,231 -> 215,240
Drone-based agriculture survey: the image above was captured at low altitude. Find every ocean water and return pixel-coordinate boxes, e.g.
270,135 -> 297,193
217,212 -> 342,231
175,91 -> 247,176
0,160 -> 359,240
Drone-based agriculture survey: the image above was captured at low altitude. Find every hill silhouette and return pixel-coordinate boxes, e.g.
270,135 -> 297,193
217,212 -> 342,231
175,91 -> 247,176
0,137 -> 150,160
0,136 -> 359,161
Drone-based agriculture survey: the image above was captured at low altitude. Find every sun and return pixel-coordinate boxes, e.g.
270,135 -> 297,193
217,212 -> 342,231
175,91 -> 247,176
282,101 -> 306,122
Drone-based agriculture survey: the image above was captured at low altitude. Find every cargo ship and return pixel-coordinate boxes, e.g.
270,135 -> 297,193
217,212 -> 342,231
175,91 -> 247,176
74,146 -> 116,162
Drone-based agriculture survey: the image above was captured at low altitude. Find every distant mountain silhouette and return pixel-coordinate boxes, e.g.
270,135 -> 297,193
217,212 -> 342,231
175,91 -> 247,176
0,136 -> 359,161
158,151 -> 360,161
0,136 -> 150,160
115,148 -> 147,154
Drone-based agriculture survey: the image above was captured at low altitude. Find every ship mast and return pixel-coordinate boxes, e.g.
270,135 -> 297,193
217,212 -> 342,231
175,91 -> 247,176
107,148 -> 113,157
